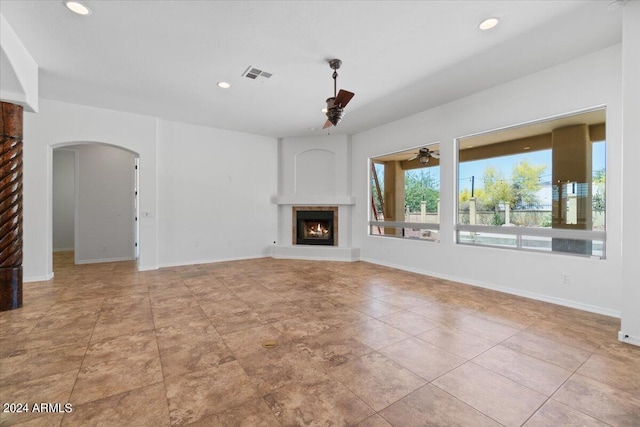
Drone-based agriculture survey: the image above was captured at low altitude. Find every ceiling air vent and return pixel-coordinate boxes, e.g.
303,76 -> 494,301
242,66 -> 272,81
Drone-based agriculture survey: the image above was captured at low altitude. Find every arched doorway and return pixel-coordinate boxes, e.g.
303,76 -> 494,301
51,142 -> 140,269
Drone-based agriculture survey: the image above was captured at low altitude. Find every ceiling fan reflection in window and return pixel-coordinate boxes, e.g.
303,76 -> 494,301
407,148 -> 440,164
322,59 -> 355,129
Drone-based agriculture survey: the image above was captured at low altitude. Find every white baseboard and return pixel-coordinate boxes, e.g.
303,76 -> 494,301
157,254 -> 270,269
24,272 -> 54,283
75,256 -> 134,264
360,256 -> 621,319
53,248 -> 74,252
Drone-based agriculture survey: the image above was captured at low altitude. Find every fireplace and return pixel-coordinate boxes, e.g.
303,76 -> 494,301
293,207 -> 338,246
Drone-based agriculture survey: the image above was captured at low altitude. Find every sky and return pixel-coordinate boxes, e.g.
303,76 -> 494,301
457,141 -> 606,194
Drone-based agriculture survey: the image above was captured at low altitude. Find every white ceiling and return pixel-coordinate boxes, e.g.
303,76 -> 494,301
0,1 -> 622,138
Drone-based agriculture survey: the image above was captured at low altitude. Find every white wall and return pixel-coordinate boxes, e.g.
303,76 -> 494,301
23,99 -> 159,280
352,44 -> 623,316
52,149 -> 75,251
75,144 -> 136,264
619,1 -> 640,345
23,99 -> 279,279
156,119 -> 278,267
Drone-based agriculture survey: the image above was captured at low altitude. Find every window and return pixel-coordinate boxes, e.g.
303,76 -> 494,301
370,143 -> 441,241
456,108 -> 606,258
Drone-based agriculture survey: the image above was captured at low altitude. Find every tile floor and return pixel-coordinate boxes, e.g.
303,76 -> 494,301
1,252 -> 639,426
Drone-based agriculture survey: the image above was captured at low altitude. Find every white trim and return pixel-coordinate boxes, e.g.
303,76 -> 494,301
24,272 -> 54,283
75,257 -> 134,264
53,247 -> 74,252
618,331 -> 640,347
370,221 -> 440,230
157,254 -> 271,269
456,224 -> 606,240
361,256 -> 620,318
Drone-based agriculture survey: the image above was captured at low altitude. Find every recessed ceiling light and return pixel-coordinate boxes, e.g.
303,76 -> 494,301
64,1 -> 91,16
478,17 -> 499,31
217,82 -> 231,89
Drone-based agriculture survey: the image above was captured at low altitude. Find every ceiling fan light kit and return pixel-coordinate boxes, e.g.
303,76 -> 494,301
322,59 -> 355,129
408,147 -> 440,165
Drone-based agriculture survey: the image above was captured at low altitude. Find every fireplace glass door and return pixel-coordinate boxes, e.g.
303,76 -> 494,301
296,211 -> 334,246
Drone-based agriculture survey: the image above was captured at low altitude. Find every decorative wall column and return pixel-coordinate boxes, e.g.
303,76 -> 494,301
0,101 -> 23,311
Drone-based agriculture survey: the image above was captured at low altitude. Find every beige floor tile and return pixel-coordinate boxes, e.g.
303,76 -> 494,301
377,292 -> 429,309
1,254 -> 634,426
0,369 -> 77,426
377,310 -> 441,335
151,303 -> 207,328
159,339 -> 235,378
407,302 -> 473,323
380,337 -> 466,380
154,318 -> 222,350
0,344 -> 86,386
450,314 -> 521,343
222,324 -> 289,359
61,382 -> 170,427
165,361 -> 258,426
577,350 -> 640,395
237,341 -> 328,397
71,352 -> 163,405
525,320 -> 603,352
271,315 -> 337,341
417,325 -> 495,359
91,310 -> 155,342
329,352 -> 427,411
433,362 -> 547,427
524,399 -> 609,427
341,318 -> 411,350
553,373 -> 640,426
17,323 -> 95,352
473,345 -> 573,395
502,330 -> 593,371
297,329 -> 373,368
186,398 -> 280,427
83,329 -> 158,367
263,377 -> 374,426
355,414 -> 393,427
380,384 -> 502,427
346,298 -> 404,318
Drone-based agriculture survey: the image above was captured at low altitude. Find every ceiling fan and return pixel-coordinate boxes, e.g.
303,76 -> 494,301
323,59 -> 355,129
407,148 -> 440,164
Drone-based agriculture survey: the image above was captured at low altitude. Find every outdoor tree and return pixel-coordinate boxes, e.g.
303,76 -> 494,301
593,167 -> 606,212
481,166 -> 512,211
404,168 -> 439,212
459,187 -> 487,212
510,160 -> 547,209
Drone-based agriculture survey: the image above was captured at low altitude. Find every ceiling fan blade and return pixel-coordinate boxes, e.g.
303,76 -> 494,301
323,119 -> 333,129
430,152 -> 440,159
334,90 -> 355,108
407,154 -> 418,161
